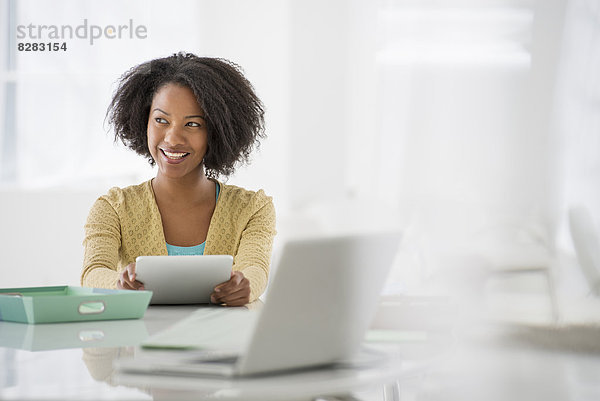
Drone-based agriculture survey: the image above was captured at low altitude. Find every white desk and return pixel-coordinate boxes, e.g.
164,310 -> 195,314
0,305 -> 415,401
1,304 -> 600,401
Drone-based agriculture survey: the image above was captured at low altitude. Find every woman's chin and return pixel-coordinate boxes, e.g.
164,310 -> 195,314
157,165 -> 204,181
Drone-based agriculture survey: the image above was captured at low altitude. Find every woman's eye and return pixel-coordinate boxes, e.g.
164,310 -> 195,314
155,117 -> 168,124
186,121 -> 202,127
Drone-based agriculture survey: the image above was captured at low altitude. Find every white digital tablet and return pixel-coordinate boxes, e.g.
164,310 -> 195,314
135,255 -> 233,305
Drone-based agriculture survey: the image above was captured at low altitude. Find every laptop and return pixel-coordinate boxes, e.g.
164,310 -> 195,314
116,231 -> 402,377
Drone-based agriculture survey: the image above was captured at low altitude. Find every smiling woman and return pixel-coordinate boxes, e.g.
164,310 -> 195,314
80,53 -> 276,306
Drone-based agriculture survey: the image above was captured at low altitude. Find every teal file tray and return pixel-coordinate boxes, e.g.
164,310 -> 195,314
0,286 -> 153,324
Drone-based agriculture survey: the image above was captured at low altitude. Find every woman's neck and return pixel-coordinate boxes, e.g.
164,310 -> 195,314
152,171 -> 214,205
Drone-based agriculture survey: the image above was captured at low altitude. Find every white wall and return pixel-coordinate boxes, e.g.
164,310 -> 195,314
1,0 -> 597,299
0,189 -> 97,287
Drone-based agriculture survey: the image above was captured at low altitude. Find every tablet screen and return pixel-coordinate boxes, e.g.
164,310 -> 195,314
135,255 -> 233,304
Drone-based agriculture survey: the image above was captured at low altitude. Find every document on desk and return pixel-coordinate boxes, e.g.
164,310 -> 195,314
142,307 -> 257,352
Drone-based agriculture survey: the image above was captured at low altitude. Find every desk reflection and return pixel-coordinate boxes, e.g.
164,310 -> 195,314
82,346 -> 225,400
80,301 -> 268,400
0,319 -> 149,351
82,346 -> 135,386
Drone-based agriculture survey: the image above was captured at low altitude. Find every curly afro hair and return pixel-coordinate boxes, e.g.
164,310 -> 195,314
106,52 -> 265,178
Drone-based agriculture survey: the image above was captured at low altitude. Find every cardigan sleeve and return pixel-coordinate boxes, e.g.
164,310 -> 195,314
232,195 -> 277,302
80,197 -> 121,289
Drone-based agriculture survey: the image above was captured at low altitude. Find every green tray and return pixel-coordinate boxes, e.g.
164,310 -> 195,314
0,286 -> 152,324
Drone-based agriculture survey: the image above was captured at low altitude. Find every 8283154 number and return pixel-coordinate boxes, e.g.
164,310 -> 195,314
17,42 -> 67,52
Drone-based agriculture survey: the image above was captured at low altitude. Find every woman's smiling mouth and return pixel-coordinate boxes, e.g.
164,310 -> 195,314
159,147 -> 192,165
160,148 -> 190,161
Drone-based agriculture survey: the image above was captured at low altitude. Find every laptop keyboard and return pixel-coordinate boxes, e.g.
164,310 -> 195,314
187,349 -> 240,363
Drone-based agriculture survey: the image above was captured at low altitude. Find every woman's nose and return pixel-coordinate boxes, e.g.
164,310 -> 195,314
163,124 -> 185,145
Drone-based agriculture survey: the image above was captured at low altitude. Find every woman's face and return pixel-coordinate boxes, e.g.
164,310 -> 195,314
147,83 -> 208,180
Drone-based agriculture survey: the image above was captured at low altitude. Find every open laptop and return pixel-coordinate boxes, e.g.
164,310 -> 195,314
116,231 -> 402,377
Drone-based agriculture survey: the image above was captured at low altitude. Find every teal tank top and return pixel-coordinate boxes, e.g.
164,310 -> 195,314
165,182 -> 220,256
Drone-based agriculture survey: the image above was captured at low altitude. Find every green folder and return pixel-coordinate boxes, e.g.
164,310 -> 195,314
0,286 -> 152,324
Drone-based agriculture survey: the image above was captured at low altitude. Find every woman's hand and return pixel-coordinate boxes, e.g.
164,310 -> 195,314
117,262 -> 145,290
211,271 -> 250,307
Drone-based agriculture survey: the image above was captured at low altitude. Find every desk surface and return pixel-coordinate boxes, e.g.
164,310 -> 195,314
1,304 -> 600,401
0,304 -> 412,401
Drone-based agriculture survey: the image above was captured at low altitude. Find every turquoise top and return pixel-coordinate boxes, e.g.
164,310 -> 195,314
166,241 -> 206,256
165,182 -> 220,256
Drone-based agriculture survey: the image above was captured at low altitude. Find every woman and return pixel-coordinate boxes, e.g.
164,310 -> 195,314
81,53 -> 276,306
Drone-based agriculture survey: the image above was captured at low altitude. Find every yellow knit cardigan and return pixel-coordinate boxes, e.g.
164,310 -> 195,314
81,180 -> 276,302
